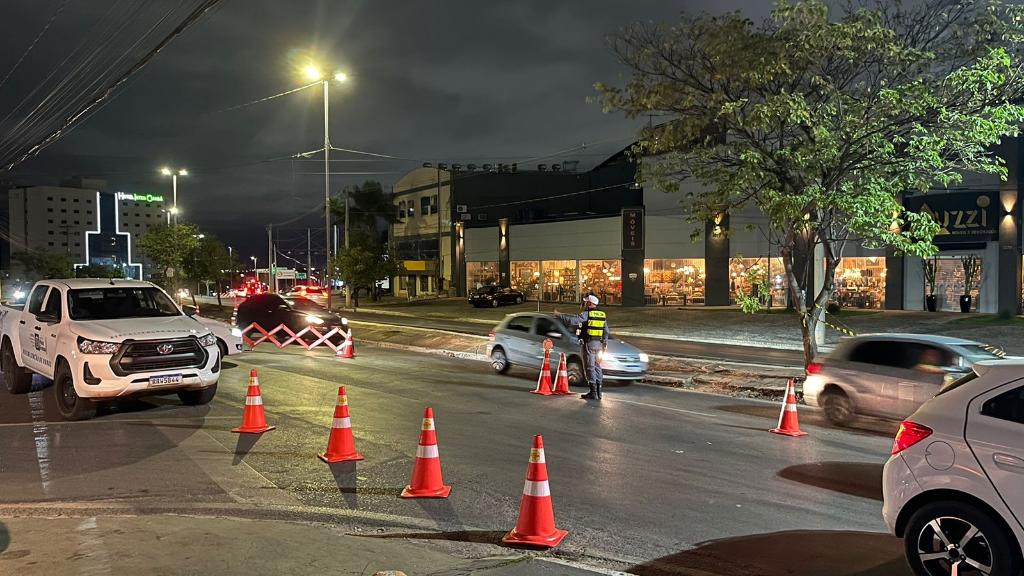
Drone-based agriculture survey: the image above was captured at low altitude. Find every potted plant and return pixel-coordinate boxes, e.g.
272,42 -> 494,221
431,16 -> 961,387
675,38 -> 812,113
960,255 -> 981,313
922,257 -> 938,312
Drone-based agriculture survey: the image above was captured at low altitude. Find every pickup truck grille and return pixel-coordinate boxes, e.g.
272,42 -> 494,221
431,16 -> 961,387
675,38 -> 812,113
111,338 -> 207,376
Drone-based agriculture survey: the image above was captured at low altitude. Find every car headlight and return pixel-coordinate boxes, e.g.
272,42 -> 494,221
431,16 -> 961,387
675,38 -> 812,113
305,314 -> 325,325
230,327 -> 243,337
77,337 -> 120,354
199,333 -> 217,347
638,352 -> 649,363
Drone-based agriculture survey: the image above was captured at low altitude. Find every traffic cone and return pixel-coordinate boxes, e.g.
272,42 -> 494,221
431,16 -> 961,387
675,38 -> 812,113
232,368 -> 275,434
770,379 -> 808,437
531,349 -> 553,395
318,386 -> 364,462
503,435 -> 568,548
337,329 -> 355,359
552,353 -> 571,395
400,407 -> 451,498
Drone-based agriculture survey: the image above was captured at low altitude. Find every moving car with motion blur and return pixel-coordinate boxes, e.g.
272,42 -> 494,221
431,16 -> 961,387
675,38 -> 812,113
469,285 -> 525,307
189,310 -> 244,358
487,312 -> 648,386
803,334 -> 1007,425
232,293 -> 345,343
883,359 -> 1024,576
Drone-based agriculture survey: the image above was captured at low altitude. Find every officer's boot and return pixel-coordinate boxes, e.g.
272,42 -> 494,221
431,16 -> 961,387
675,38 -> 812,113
580,379 -> 596,400
595,380 -> 603,400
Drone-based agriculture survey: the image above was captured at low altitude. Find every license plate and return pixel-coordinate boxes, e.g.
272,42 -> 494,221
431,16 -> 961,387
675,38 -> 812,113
149,373 -> 183,386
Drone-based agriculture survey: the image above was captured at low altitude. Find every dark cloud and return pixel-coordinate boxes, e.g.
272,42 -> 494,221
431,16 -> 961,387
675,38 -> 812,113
1,0 -> 768,257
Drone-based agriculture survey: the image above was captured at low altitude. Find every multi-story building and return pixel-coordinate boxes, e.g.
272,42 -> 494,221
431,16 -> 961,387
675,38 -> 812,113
7,178 -> 168,279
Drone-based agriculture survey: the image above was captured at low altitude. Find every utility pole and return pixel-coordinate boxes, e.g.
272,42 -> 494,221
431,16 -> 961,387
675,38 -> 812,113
267,224 -> 274,293
437,165 -> 442,296
307,228 -> 312,285
344,187 -> 351,307
323,78 -> 332,311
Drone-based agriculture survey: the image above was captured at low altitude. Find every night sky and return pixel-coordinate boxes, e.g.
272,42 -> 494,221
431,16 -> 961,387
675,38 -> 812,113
0,1 -> 768,259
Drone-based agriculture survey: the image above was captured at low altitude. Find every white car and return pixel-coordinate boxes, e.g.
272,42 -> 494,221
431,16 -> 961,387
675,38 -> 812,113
191,313 -> 244,357
882,360 -> 1024,576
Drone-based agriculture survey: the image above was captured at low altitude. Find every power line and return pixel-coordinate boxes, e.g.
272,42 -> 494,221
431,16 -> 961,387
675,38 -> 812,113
0,0 -> 71,93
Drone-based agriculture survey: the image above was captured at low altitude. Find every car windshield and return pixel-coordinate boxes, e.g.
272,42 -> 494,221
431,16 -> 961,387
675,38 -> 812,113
68,287 -> 181,320
957,343 -> 1006,362
476,286 -> 497,294
283,297 -> 324,312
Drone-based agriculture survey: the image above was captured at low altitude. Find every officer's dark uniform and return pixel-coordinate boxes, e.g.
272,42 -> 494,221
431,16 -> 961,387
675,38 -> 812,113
559,301 -> 609,400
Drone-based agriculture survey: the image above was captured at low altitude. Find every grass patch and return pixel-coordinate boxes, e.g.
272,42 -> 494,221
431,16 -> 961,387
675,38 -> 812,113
947,314 -> 1024,327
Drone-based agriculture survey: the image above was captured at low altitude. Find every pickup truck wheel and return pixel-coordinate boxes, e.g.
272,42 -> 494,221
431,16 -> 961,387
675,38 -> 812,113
2,342 -> 33,394
179,383 -> 217,406
53,361 -> 96,421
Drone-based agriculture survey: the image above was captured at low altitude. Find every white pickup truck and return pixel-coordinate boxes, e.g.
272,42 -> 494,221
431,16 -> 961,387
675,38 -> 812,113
0,279 -> 221,420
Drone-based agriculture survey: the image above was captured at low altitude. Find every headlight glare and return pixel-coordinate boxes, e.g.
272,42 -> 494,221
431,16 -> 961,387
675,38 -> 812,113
199,333 -> 217,347
230,327 -> 243,337
77,337 -> 120,354
638,352 -> 649,363
305,314 -> 325,325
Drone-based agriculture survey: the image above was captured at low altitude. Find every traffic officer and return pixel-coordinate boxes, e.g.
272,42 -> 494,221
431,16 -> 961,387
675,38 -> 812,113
556,294 -> 608,400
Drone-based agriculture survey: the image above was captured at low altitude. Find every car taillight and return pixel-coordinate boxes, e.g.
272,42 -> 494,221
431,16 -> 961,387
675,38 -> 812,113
892,420 -> 933,455
806,362 -> 823,375
488,332 -> 495,341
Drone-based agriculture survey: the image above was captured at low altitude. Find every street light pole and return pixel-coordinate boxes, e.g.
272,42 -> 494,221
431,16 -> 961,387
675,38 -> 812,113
171,174 -> 178,226
323,78 -> 332,311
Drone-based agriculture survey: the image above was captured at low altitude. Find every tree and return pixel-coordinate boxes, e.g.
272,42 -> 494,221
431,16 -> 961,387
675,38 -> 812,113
184,235 -> 236,307
331,243 -> 401,307
13,250 -> 73,280
330,180 -> 394,247
597,0 -> 1024,364
75,264 -> 125,279
137,224 -> 201,295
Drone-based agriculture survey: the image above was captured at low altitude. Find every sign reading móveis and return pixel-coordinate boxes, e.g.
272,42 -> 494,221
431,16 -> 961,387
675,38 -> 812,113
903,191 -> 998,244
621,207 -> 644,251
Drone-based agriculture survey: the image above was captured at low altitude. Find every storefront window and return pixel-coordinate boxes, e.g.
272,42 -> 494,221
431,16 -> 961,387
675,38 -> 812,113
466,261 -> 498,293
933,256 -> 982,312
643,259 -> 705,305
730,257 -> 786,308
833,257 -> 886,310
541,260 -> 579,303
581,260 -> 622,305
510,261 -> 541,300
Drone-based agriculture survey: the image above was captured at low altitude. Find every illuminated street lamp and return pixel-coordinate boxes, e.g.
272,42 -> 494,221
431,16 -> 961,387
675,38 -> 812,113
160,167 -> 187,225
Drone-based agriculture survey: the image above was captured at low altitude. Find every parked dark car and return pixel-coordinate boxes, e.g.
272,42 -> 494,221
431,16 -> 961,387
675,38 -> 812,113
469,285 -> 525,308
233,293 -> 345,342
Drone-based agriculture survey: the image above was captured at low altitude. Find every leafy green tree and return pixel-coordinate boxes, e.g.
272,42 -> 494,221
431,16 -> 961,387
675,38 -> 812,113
184,235 -> 236,307
597,0 -> 1024,363
331,243 -> 401,307
12,250 -> 73,280
330,180 -> 394,247
75,264 -> 125,279
137,224 -> 201,295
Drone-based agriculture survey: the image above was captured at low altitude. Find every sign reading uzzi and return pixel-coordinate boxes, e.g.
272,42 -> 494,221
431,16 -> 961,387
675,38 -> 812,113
904,191 -> 998,244
622,208 -> 644,251
116,192 -> 165,203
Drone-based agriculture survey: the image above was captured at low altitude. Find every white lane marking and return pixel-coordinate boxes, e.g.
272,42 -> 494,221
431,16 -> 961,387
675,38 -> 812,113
535,557 -> 633,576
610,398 -> 718,419
27,390 -> 52,495
74,517 -> 114,576
349,319 -> 489,340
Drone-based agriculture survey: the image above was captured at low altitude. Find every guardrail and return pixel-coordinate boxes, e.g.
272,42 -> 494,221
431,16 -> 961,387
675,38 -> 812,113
239,322 -> 348,352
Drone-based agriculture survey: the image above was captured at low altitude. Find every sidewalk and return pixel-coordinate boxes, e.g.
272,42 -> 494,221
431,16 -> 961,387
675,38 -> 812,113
344,297 -> 1024,355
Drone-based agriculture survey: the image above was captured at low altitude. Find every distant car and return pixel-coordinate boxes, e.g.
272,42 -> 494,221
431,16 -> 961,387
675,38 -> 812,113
191,313 -> 243,358
803,334 -> 1007,425
469,285 -> 525,307
284,285 -> 327,301
232,293 -> 345,343
883,360 -> 1024,576
486,312 -> 648,386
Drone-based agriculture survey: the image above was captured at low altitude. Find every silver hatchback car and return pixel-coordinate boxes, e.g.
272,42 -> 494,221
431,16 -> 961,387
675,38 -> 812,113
804,333 -> 1006,425
486,312 -> 649,385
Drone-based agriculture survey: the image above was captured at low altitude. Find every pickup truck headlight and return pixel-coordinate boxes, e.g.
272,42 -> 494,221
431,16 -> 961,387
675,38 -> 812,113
198,333 -> 217,347
77,337 -> 120,355
305,314 -> 324,325
638,352 -> 649,363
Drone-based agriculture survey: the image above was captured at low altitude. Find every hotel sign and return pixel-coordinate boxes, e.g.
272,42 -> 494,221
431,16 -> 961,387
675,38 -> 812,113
622,208 -> 644,251
116,192 -> 164,203
903,191 -> 998,244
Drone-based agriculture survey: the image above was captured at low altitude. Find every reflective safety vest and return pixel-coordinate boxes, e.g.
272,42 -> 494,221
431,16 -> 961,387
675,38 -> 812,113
583,309 -> 607,341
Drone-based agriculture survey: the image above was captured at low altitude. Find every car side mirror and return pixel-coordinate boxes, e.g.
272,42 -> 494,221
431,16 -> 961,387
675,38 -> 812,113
36,312 -> 59,324
182,305 -> 198,317
546,331 -> 562,339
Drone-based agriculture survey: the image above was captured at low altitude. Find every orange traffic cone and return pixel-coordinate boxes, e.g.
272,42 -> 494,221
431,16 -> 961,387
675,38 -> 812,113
552,353 -> 571,395
502,435 -> 568,548
318,386 -> 364,462
401,407 -> 451,498
232,369 -> 275,434
531,349 -> 553,395
770,379 -> 807,437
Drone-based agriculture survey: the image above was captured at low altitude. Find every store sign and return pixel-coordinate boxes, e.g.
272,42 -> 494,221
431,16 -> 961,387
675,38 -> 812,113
116,192 -> 164,203
622,208 -> 644,251
904,192 -> 998,244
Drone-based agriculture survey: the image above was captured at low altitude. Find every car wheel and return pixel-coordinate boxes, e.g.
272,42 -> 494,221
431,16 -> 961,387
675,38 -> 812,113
2,341 -> 32,394
53,361 -> 96,421
490,347 -> 511,374
217,339 -> 229,360
567,360 -> 585,387
820,388 -> 855,426
179,383 -> 217,406
491,299 -> 499,308
904,500 -> 1020,576
515,296 -> 523,305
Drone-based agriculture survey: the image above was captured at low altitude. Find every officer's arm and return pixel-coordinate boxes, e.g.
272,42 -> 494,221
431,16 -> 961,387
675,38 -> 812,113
558,312 -> 584,327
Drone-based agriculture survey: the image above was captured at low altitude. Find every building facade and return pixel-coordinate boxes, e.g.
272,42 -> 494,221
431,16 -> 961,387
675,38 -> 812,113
391,143 -> 1024,315
7,178 -> 168,279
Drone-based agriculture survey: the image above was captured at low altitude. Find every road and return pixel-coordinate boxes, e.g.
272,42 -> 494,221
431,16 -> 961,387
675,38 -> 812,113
0,342 -> 906,575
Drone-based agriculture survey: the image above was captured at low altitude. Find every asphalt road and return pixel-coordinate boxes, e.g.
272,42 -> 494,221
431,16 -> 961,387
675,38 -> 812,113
0,344 -> 907,575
